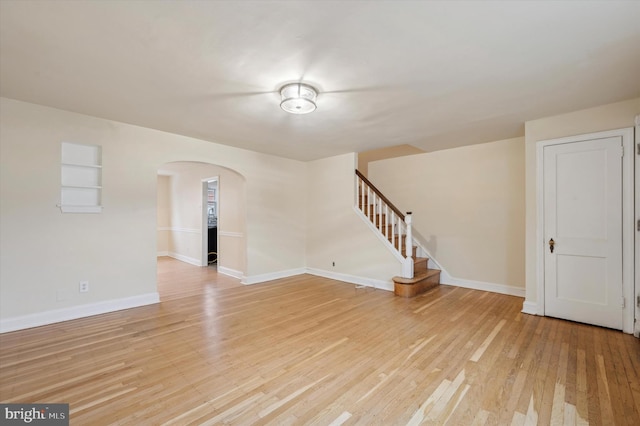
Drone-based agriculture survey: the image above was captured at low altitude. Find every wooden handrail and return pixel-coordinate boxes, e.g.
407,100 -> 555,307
355,169 -> 405,221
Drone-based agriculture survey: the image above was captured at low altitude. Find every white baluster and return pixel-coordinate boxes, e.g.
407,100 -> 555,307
402,212 -> 414,278
396,214 -> 402,251
391,211 -> 396,249
372,192 -> 377,226
362,180 -> 366,213
367,186 -> 371,218
384,204 -> 389,238
405,212 -> 412,258
375,193 -> 378,215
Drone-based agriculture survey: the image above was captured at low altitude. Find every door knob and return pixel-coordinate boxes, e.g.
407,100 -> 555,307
549,238 -> 555,253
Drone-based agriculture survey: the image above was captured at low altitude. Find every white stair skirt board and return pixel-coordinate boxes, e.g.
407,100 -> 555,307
305,268 -> 394,292
521,301 -> 538,315
241,268 -> 306,285
0,292 -> 160,333
168,252 -> 201,266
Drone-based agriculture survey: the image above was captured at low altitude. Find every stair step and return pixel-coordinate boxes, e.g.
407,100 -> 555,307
390,235 -> 413,254
394,268 -> 440,284
401,245 -> 418,258
393,269 -> 441,298
389,234 -> 406,244
387,242 -> 416,257
414,257 -> 429,271
368,214 -> 387,226
384,241 -> 416,258
377,224 -> 398,235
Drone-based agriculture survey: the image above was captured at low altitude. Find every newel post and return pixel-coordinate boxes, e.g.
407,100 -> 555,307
402,212 -> 414,278
405,212 -> 412,254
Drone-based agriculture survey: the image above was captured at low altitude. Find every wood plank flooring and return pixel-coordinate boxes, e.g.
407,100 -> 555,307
1,258 -> 639,425
157,256 -> 241,301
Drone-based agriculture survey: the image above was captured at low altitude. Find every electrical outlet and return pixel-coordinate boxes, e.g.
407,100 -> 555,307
79,281 -> 89,293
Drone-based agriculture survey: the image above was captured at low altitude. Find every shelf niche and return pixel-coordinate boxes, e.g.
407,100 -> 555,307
60,142 -> 103,213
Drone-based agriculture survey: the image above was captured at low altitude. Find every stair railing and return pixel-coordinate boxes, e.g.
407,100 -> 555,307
355,170 -> 414,278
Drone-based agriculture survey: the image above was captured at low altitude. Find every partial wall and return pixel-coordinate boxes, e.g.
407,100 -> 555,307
157,174 -> 171,256
306,153 -> 402,289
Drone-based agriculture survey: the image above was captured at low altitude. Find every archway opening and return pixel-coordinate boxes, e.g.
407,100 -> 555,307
156,161 -> 247,300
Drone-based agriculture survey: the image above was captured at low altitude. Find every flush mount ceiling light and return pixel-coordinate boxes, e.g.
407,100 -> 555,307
280,83 -> 317,114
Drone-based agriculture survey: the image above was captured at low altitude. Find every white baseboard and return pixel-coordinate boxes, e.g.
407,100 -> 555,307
408,237 -> 524,298
226,266 -> 520,297
0,292 -> 160,334
157,251 -> 169,257
440,272 -> 525,298
218,266 -> 244,279
305,268 -> 394,292
168,252 -> 202,266
242,268 -> 306,285
521,301 -> 538,315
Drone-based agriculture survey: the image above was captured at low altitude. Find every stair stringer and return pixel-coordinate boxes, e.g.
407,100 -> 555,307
407,228 -> 453,284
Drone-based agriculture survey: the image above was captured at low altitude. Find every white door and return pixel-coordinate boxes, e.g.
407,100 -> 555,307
543,136 -> 623,329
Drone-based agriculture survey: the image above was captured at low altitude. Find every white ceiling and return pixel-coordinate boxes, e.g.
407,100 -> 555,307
1,1 -> 639,161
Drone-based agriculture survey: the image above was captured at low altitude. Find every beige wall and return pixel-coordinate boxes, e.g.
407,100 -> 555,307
0,97 -> 305,320
159,161 -> 246,273
5,94 -> 636,327
157,175 -> 171,254
357,144 -> 425,177
524,97 -> 640,303
306,153 -> 402,283
369,137 -> 525,290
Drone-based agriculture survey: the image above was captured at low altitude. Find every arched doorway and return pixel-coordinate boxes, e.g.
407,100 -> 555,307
156,161 -> 247,298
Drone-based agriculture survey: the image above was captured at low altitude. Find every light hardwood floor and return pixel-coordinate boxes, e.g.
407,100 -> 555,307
1,258 -> 639,425
157,257 -> 242,301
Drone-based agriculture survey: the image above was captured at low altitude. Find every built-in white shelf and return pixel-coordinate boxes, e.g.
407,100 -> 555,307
61,184 -> 103,190
60,142 -> 102,213
59,205 -> 103,214
61,162 -> 103,169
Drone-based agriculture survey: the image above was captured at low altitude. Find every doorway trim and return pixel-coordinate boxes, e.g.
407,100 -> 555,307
201,176 -> 219,267
536,127 -> 635,333
635,115 -> 640,337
